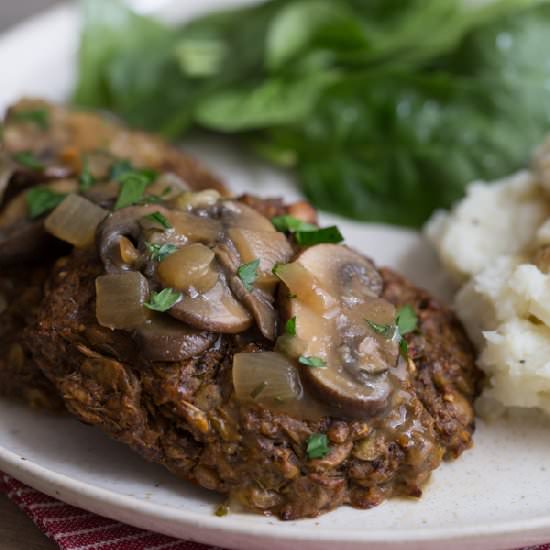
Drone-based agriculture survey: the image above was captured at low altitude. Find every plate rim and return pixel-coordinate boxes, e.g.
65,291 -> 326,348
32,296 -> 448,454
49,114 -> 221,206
2,439 -> 550,548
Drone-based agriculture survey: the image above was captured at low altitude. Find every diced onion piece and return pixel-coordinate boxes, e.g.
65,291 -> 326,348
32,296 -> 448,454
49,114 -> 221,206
232,352 -> 303,404
157,243 -> 218,292
45,194 -> 108,247
228,228 -> 292,275
96,271 -> 149,330
174,189 -> 221,210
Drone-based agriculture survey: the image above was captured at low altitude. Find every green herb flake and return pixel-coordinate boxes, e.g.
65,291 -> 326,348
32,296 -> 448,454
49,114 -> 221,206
13,151 -> 43,171
144,288 -> 182,312
250,381 -> 268,399
146,242 -> 178,262
306,433 -> 330,460
399,338 -> 409,357
296,226 -> 343,246
12,108 -> 50,130
144,211 -> 172,229
26,188 -> 66,219
285,316 -> 297,336
79,156 -> 97,190
396,305 -> 418,336
272,214 -> 317,233
366,320 -> 395,339
214,502 -> 229,517
238,258 -> 260,291
115,173 -> 151,210
299,355 -> 326,369
272,262 -> 284,277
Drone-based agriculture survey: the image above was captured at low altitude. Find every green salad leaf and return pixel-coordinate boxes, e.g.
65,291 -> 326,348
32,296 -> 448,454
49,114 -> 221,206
74,0 -> 550,227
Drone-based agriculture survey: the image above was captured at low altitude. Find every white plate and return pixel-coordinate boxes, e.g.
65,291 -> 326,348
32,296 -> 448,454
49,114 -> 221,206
1,3 -> 550,550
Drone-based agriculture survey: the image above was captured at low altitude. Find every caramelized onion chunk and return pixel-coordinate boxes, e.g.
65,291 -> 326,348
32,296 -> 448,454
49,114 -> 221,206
45,194 -> 108,247
233,352 -> 303,403
96,271 -> 149,330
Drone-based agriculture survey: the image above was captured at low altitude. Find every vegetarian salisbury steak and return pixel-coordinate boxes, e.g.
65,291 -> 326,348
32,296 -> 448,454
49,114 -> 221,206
0,97 -> 226,406
26,201 -> 479,519
0,99 -> 479,519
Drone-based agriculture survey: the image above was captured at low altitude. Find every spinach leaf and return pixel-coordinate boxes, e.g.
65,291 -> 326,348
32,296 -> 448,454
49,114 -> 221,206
73,0 -> 550,227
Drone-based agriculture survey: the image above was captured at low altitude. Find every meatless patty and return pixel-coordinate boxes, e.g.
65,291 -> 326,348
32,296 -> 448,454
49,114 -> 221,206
0,265 -> 62,409
0,98 -> 227,407
27,248 -> 479,519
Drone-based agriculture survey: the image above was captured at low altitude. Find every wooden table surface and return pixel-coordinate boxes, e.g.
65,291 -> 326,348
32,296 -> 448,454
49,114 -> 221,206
1,2 -> 61,546
0,494 -> 57,550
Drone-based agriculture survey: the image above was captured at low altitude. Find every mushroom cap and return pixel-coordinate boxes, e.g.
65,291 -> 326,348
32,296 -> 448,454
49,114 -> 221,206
133,315 -> 217,362
169,277 -> 253,333
277,244 -> 399,417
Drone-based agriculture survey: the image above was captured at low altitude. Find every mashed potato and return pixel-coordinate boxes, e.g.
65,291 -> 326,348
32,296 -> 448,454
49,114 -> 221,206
425,143 -> 550,418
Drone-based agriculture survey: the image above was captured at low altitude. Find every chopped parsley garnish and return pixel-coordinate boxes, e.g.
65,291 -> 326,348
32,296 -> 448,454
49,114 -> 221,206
306,433 -> 330,460
272,215 -> 343,246
26,188 -> 66,219
79,156 -> 96,190
299,355 -> 326,368
144,211 -> 172,229
12,108 -> 50,130
366,305 -> 418,357
110,159 -> 158,184
272,215 -> 317,233
272,262 -> 284,277
144,288 -> 182,312
13,151 -> 43,171
237,258 -> 260,291
214,502 -> 229,517
146,242 -> 177,262
250,381 -> 268,399
295,225 -> 344,246
285,316 -> 297,336
366,320 -> 396,339
115,173 -> 152,210
396,304 -> 418,335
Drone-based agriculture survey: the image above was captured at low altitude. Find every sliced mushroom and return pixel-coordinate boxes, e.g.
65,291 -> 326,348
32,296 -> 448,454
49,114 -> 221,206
214,229 -> 292,340
231,275 -> 278,341
218,200 -> 276,232
277,244 -> 398,417
133,314 -> 216,362
169,277 -> 252,333
97,204 -> 163,273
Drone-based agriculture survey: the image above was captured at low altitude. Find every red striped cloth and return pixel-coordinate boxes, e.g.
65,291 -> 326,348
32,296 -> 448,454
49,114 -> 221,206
0,473 -> 215,550
1,471 -> 548,550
